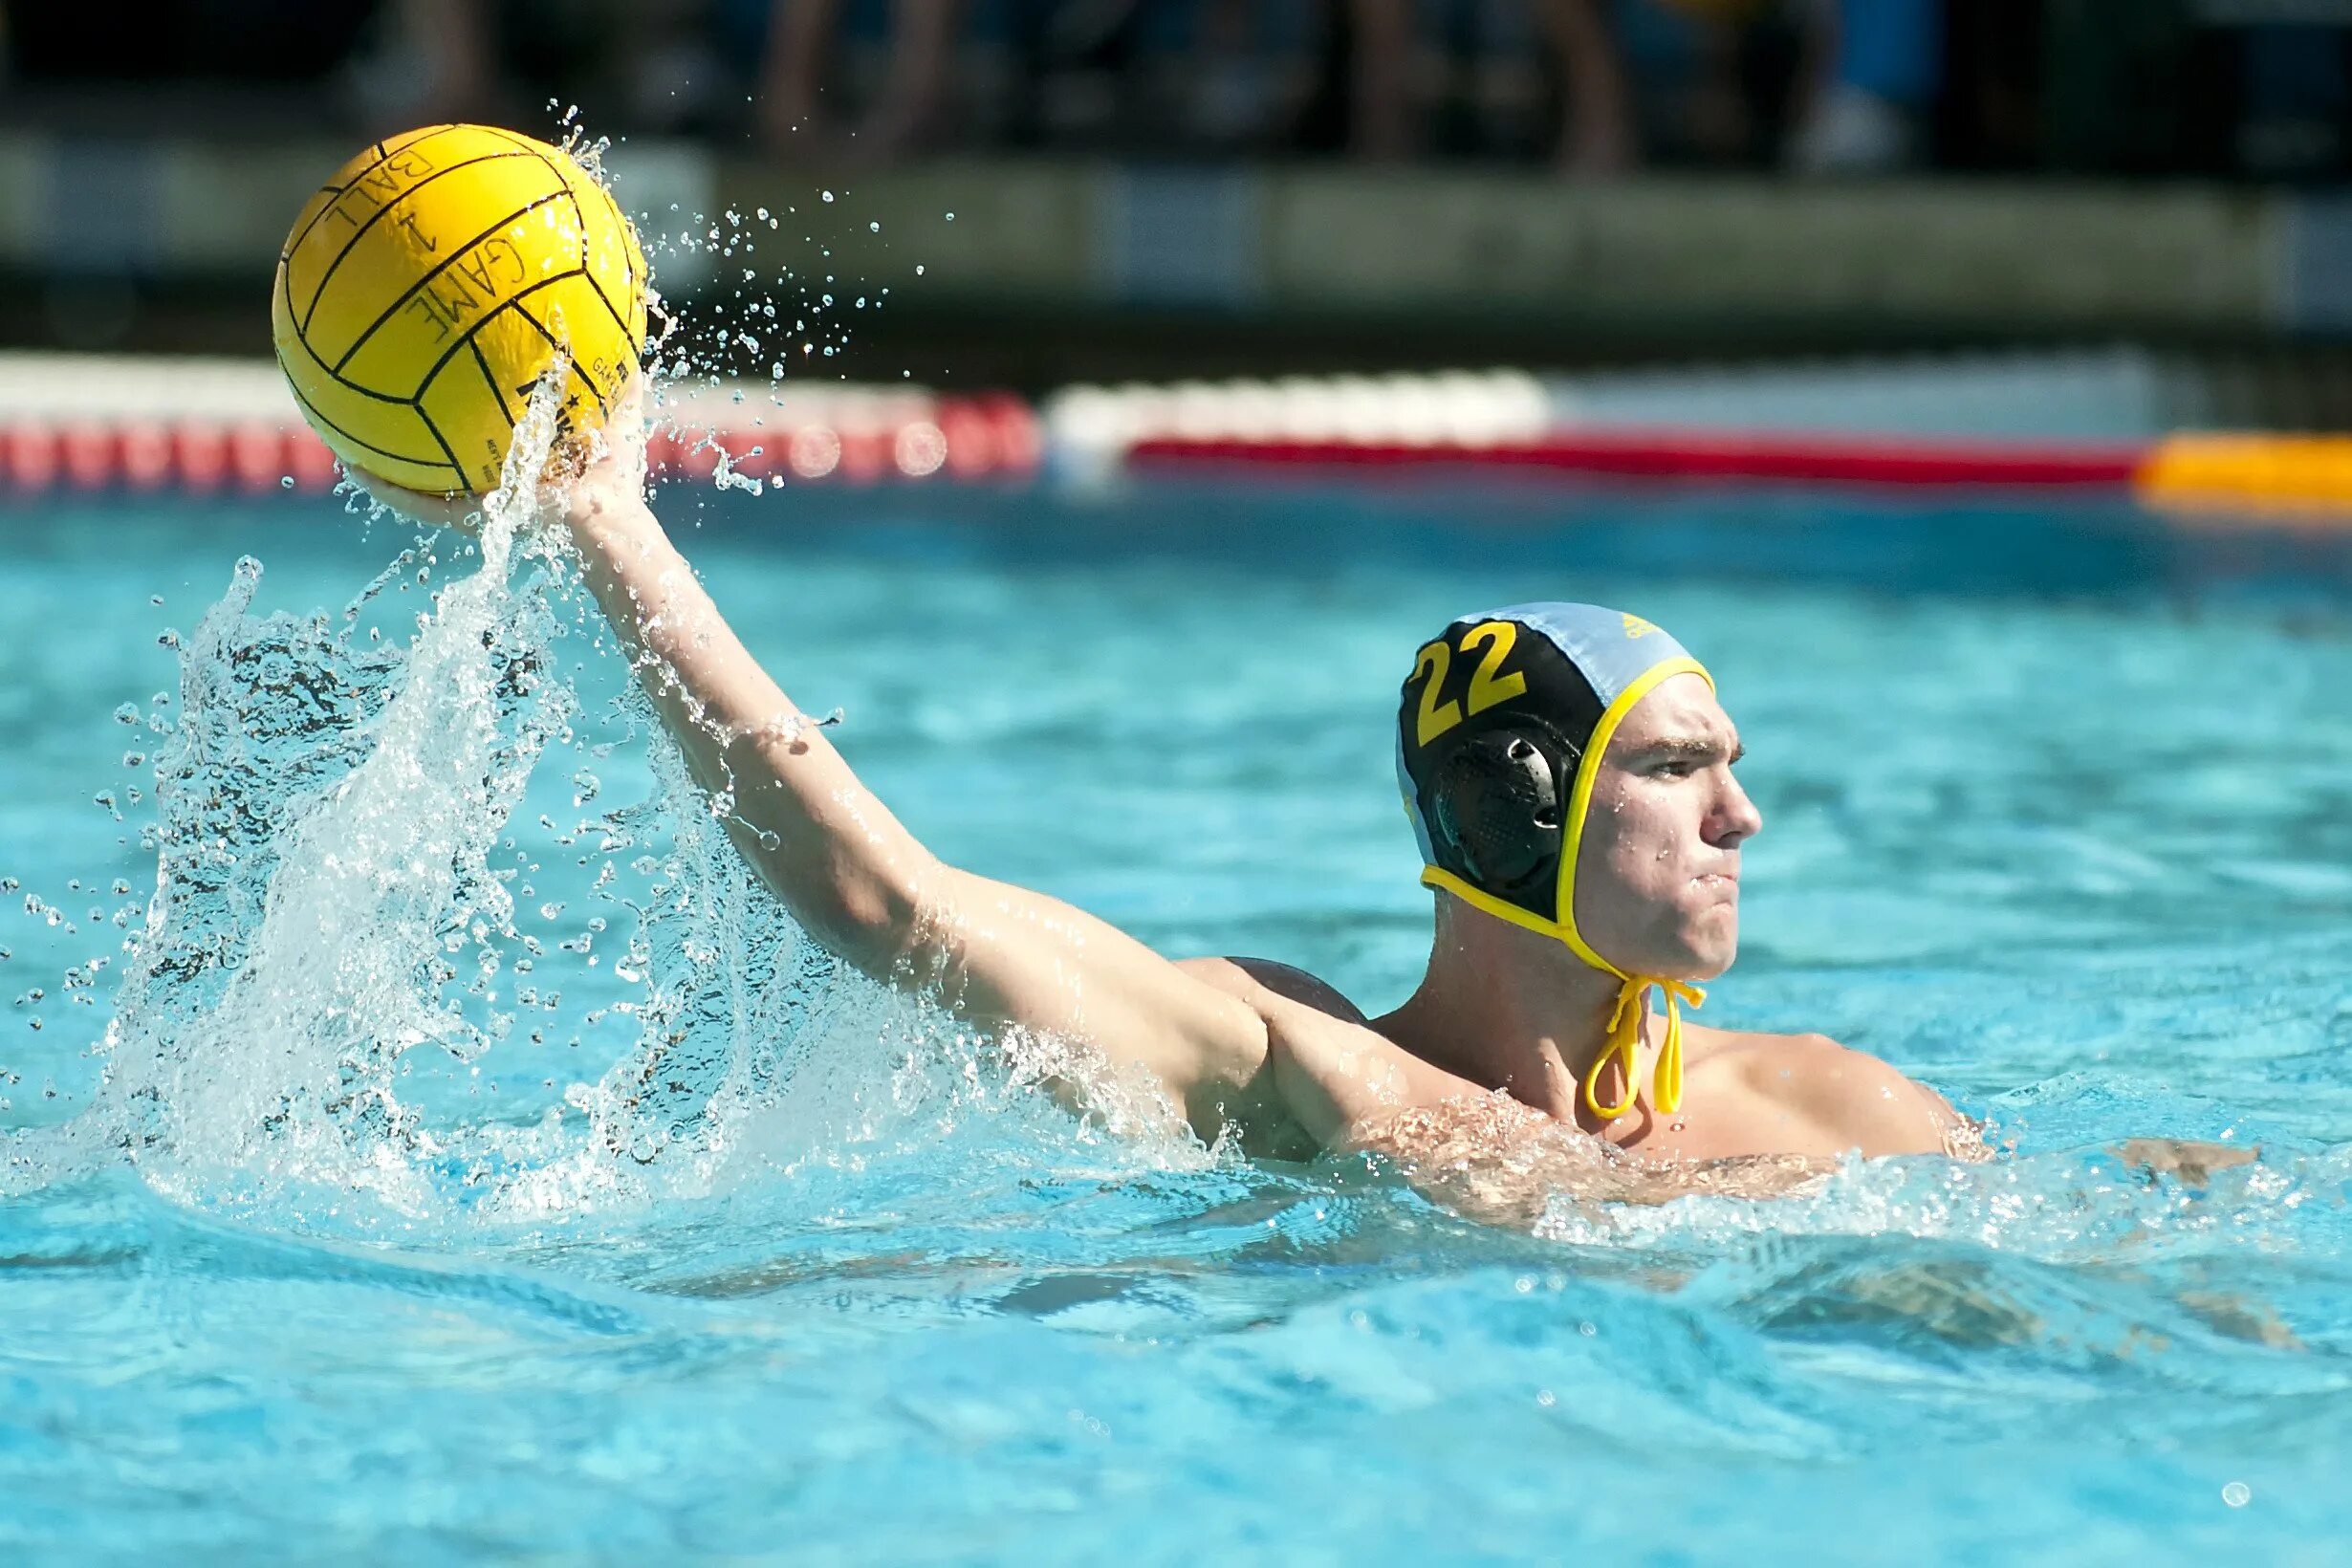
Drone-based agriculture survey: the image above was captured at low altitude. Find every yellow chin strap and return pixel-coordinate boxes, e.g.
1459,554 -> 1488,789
1588,972 -> 1705,1121
1420,655 -> 1712,1122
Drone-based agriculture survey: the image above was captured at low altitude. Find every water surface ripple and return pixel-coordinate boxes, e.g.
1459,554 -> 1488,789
1,485 -> 2347,1565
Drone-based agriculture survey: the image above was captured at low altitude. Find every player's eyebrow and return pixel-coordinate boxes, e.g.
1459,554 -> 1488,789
1629,734 -> 1743,763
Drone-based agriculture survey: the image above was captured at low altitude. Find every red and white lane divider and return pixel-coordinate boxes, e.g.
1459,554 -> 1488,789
1047,370 -> 2149,492
0,419 -> 344,494
0,354 -> 1040,494
647,389 -> 1040,487
1055,369 -> 2352,512
12,355 -> 2347,510
1045,371 -> 1557,486
1123,429 -> 2148,490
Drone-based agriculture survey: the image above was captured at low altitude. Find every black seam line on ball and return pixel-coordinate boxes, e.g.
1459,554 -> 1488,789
280,301 -> 416,403
472,338 -> 516,427
478,125 -> 575,192
580,269 -> 633,343
512,300 -> 614,422
300,151 -> 538,336
409,270 -> 587,418
331,192 -> 572,376
285,124 -> 453,261
476,126 -> 641,315
418,403 -> 469,483
283,376 -> 450,468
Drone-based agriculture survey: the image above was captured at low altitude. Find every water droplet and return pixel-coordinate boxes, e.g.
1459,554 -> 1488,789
945,211 -> 955,221
2223,1482 -> 2252,1508
869,221 -> 881,232
280,475 -> 295,490
820,189 -> 835,203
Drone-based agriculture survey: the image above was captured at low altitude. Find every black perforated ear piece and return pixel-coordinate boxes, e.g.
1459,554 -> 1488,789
1431,727 -> 1572,894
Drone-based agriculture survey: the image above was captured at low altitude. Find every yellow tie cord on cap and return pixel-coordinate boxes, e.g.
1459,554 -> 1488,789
1582,974 -> 1706,1122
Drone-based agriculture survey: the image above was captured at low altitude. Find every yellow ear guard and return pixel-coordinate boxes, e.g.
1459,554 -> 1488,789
1396,603 -> 1713,1121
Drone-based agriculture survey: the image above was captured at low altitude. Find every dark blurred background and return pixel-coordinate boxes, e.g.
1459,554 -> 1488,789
16,0 -> 2352,179
5,1 -> 2352,396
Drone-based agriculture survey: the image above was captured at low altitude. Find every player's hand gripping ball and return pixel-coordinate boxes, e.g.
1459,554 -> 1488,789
272,124 -> 648,495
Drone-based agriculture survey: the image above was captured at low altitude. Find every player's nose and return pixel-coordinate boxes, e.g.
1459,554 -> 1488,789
1711,770 -> 1763,848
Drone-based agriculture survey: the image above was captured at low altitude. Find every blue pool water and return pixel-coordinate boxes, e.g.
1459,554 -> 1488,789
2,481 -> 2350,1565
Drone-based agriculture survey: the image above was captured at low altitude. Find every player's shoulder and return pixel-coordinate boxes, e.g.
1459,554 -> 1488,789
1686,1021 -> 1845,1081
1177,955 -> 1369,1026
1694,1024 -> 1957,1158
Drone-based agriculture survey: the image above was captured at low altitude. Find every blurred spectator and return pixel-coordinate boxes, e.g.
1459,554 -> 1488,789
1538,0 -> 1944,175
1181,1 -> 1329,151
2234,18 -> 2350,180
4,0 -> 2348,184
1335,0 -> 1936,176
1786,0 -> 1944,174
975,1 -> 1327,156
1346,0 -> 1637,172
0,0 -> 501,132
1540,0 -> 1642,173
4,0 -> 381,92
368,0 -> 496,126
750,0 -> 966,162
477,0 -> 719,139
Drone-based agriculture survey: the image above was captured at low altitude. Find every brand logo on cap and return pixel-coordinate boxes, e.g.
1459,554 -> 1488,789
1622,613 -> 1659,639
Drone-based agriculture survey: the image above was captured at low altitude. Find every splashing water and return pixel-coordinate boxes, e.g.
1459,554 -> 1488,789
0,120 -> 1156,1247
1,372 -> 1161,1232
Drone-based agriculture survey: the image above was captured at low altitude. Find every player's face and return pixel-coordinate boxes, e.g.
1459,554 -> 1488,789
1570,674 -> 1761,980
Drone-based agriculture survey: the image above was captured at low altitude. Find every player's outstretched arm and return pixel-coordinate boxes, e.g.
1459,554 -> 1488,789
565,476 -> 1275,1124
370,403 -> 1277,1143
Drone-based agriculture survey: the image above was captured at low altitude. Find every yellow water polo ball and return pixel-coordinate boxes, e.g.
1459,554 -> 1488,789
272,123 -> 648,495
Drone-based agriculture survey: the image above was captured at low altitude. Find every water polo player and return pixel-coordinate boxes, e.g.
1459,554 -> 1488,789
376,400 -> 1970,1174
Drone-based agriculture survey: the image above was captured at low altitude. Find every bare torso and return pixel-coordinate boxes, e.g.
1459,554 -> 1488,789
1177,957 -> 1970,1164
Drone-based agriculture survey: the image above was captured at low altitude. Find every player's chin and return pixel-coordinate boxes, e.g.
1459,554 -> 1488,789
1669,907 -> 1740,980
